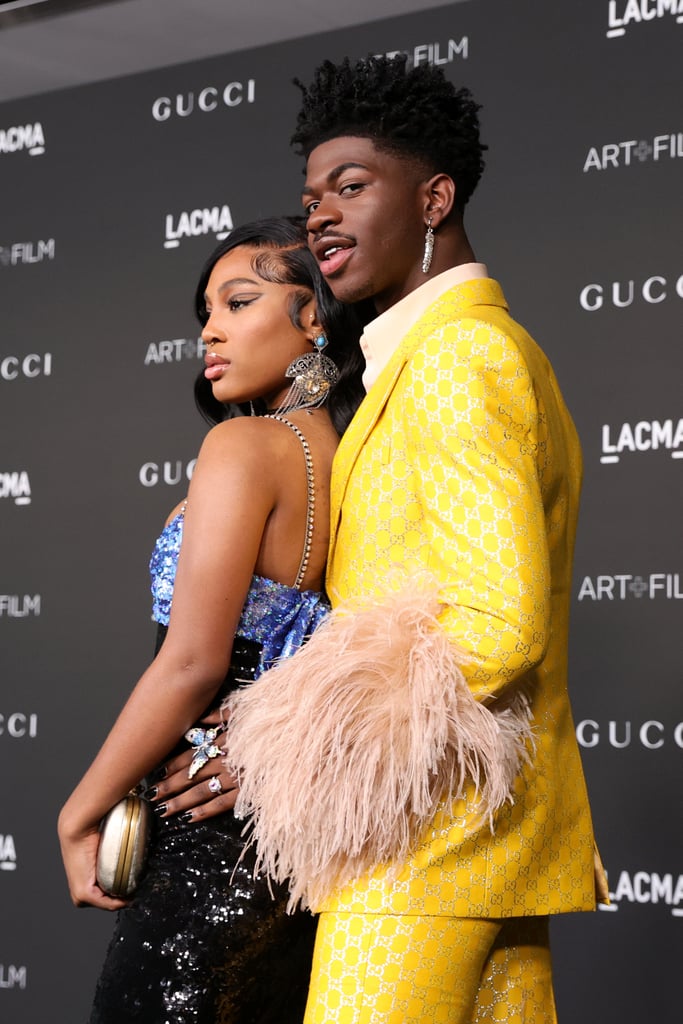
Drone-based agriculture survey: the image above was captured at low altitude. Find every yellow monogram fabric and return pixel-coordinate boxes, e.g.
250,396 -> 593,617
305,913 -> 556,1024
324,279 -> 602,918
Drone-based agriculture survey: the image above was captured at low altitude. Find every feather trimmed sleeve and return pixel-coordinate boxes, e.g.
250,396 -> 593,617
224,582 -> 533,911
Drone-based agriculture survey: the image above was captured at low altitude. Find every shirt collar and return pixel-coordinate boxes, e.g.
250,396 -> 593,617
361,263 -> 489,391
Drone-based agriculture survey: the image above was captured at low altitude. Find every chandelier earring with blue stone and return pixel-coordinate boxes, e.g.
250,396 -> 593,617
272,333 -> 339,416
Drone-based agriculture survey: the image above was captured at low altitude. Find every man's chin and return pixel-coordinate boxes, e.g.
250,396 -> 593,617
326,272 -> 374,307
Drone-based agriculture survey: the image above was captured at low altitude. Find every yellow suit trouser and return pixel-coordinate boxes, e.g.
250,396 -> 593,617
304,913 -> 556,1024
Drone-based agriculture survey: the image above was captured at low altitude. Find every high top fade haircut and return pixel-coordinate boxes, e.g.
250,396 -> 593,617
291,54 -> 487,212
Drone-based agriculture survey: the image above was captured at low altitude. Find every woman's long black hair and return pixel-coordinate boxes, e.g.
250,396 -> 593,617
193,216 -> 366,435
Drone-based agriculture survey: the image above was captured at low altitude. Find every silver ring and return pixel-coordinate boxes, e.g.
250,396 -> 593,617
208,775 -> 223,795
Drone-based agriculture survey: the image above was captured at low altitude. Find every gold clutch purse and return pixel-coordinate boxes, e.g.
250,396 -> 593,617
96,792 -> 152,898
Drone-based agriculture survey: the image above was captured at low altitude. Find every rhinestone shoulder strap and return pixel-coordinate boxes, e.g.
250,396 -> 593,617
264,413 -> 315,591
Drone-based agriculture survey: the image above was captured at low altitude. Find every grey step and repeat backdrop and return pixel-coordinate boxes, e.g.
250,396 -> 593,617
1,0 -> 681,1020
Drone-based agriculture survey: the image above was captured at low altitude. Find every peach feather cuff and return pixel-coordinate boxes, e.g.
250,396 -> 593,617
224,583 -> 534,911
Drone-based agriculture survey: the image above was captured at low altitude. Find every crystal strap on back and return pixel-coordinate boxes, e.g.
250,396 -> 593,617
264,414 -> 315,590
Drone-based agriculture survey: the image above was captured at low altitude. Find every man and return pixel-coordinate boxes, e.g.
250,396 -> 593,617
287,55 -> 608,1023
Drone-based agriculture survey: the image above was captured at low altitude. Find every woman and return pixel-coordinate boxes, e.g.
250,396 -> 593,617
58,217 -> 364,1024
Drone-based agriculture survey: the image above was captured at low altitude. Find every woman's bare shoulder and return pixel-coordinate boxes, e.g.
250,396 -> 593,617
201,414 -> 302,452
192,416 -> 316,487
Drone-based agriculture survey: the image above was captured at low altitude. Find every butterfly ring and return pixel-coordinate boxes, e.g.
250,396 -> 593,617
185,725 -> 223,780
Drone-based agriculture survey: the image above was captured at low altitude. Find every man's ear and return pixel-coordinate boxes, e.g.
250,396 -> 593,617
422,173 -> 456,228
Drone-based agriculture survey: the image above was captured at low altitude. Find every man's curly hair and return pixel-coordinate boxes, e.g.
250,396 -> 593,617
291,55 -> 486,211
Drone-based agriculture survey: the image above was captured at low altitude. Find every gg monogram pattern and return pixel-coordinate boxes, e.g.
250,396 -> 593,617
324,280 -> 602,919
305,912 -> 557,1024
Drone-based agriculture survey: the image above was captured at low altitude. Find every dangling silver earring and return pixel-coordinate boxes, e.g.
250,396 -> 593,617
422,217 -> 435,274
272,334 -> 339,416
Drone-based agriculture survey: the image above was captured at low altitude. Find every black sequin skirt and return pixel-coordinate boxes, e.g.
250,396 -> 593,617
89,631 -> 317,1024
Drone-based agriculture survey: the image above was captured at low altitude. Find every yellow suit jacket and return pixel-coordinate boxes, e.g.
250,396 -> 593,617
324,278 -> 603,917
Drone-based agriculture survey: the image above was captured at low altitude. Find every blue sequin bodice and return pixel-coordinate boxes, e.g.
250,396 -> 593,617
149,510 -> 329,674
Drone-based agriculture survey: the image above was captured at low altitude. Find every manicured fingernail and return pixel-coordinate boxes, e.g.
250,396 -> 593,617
144,786 -> 158,800
180,811 -> 193,822
157,766 -> 168,779
153,803 -> 167,816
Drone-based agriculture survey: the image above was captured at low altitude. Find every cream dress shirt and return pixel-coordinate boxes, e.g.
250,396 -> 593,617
361,263 -> 489,391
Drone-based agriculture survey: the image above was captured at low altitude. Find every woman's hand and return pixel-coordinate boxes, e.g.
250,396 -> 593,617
58,812 -> 128,912
147,712 -> 239,822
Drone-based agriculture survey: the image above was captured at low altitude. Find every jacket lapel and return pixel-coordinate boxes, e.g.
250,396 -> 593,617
329,347 -> 409,545
329,278 -> 509,552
